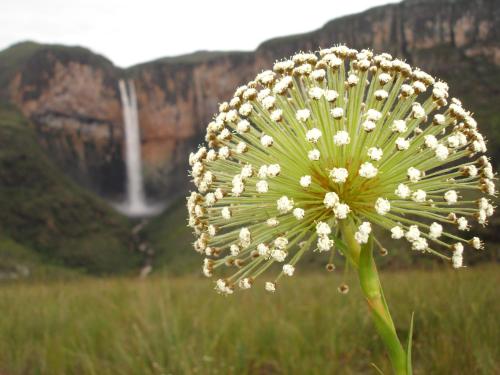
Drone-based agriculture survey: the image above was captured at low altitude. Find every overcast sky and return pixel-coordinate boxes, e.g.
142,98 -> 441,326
1,0 -> 400,67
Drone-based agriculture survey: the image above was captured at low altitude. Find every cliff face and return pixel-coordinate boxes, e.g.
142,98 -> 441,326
2,44 -> 126,196
1,0 -> 499,201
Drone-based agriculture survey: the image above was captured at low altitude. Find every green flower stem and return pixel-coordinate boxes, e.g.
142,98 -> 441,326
341,221 -> 409,375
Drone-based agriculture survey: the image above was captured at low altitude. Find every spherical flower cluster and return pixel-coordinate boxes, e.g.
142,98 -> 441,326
187,45 -> 496,294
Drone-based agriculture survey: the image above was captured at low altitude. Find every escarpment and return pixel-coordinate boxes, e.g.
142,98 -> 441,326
0,0 -> 498,202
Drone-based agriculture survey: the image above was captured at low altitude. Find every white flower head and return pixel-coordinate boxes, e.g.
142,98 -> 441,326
293,208 -> 305,220
267,164 -> 281,177
237,278 -> 252,290
296,109 -> 311,122
375,198 -> 390,215
265,282 -> 276,292
309,87 -> 324,99
452,243 -> 464,268
324,90 -> 339,102
359,162 -> 378,179
317,236 -> 334,252
471,237 -> 483,250
392,120 -> 407,133
221,207 -> 232,220
367,147 -> 383,161
395,137 -> 410,151
331,107 -> 344,119
429,222 -> 443,239
261,134 -> 274,147
444,190 -> 458,205
271,249 -> 287,262
457,217 -> 470,231
434,144 -> 449,160
395,183 -> 411,199
366,109 -> 382,121
330,168 -> 349,183
256,180 -> 269,193
262,95 -> 276,110
306,128 -> 322,143
283,264 -> 295,276
323,192 -> 340,209
424,135 -> 438,149
189,44 -> 495,291
266,218 -> 279,227
270,109 -> 283,122
362,120 -> 376,132
405,225 -> 421,242
274,236 -> 289,250
355,222 -> 372,244
316,221 -> 331,236
334,203 -> 351,219
407,167 -> 422,182
391,226 -> 404,239
308,149 -> 320,160
277,196 -> 294,213
412,189 -> 427,203
300,175 -> 312,188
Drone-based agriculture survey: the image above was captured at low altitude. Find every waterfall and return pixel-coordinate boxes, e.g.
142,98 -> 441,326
116,79 -> 162,217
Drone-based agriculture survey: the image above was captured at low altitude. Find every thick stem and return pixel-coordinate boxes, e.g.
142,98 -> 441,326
341,221 -> 408,375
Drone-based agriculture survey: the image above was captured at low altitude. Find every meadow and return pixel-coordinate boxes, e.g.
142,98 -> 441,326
0,266 -> 498,375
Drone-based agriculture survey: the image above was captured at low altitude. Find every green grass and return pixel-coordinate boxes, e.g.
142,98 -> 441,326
0,235 -> 81,281
0,266 -> 497,375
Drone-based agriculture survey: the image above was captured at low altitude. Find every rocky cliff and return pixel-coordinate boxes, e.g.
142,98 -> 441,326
1,0 -> 499,203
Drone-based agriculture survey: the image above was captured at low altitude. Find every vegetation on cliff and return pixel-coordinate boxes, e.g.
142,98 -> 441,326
0,103 -> 140,275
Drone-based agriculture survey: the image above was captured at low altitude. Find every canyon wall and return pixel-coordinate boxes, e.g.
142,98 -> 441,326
1,0 -> 499,201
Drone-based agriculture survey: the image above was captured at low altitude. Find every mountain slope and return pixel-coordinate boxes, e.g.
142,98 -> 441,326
0,103 -> 140,274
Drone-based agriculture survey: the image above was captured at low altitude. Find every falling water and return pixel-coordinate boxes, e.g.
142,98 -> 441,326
115,79 -> 162,217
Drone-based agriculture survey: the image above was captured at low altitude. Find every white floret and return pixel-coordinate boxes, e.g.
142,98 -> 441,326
391,120 -> 407,133
256,180 -> 269,193
300,175 -> 312,188
331,107 -> 344,119
261,134 -> 274,147
434,144 -> 449,160
308,149 -> 320,160
277,196 -> 294,213
283,264 -> 295,276
296,109 -> 311,122
330,168 -> 349,183
316,221 -> 332,236
367,147 -> 383,161
375,198 -> 391,215
412,189 -> 427,203
407,167 -> 421,182
359,162 -> 378,178
323,192 -> 340,209
429,222 -> 443,239
293,208 -> 305,220
444,190 -> 458,204
395,184 -> 411,199
334,203 -> 351,219
306,128 -> 322,143
391,226 -> 404,239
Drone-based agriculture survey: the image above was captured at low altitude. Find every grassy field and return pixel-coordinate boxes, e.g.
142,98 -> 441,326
0,266 -> 498,375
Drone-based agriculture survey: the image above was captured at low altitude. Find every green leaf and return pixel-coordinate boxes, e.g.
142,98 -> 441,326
407,312 -> 415,375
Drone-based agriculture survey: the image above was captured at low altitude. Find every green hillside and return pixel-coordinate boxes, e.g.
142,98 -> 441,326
0,103 -> 140,275
142,198 -> 200,275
